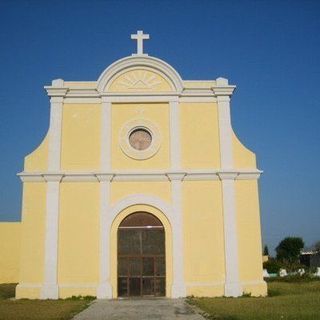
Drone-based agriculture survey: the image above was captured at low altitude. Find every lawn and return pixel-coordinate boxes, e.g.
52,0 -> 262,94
188,280 -> 320,320
0,284 -> 93,320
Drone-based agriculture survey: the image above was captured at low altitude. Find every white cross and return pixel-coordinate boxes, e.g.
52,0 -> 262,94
131,30 -> 150,55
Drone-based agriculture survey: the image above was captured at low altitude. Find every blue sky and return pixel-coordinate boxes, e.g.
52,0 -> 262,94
0,0 -> 319,253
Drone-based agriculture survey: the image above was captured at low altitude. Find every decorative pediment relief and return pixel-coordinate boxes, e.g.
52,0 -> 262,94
108,68 -> 173,92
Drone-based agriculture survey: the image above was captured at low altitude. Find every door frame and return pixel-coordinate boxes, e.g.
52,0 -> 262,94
110,203 -> 173,298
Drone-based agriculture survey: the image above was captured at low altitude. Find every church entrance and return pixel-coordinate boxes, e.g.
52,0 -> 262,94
117,212 -> 166,297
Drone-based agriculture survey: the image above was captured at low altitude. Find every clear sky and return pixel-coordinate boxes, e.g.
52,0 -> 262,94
0,0 -> 319,254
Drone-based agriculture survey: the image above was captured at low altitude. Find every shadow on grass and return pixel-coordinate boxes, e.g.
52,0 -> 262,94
267,288 -> 281,297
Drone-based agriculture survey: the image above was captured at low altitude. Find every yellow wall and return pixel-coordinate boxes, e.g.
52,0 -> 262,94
111,103 -> 170,170
61,104 -> 101,170
183,180 -> 225,296
58,182 -> 100,288
181,103 -> 220,169
110,204 -> 173,297
16,182 -> 47,298
17,64 -> 266,299
0,223 -> 21,283
236,180 -> 266,296
232,131 -> 256,168
24,133 -> 49,172
111,181 -> 171,204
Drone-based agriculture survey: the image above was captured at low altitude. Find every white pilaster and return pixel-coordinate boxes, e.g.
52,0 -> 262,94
216,82 -> 242,297
169,99 -> 181,170
97,98 -> 113,298
41,174 -> 63,299
101,99 -> 112,171
167,173 -> 186,298
47,97 -> 63,170
97,174 -> 113,299
217,95 -> 233,169
41,80 -> 66,299
218,173 -> 242,297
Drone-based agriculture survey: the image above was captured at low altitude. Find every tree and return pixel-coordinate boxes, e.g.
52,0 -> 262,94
263,245 -> 269,256
313,241 -> 320,252
276,237 -> 304,263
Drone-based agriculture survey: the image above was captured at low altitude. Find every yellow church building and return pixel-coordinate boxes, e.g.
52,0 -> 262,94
0,31 -> 267,299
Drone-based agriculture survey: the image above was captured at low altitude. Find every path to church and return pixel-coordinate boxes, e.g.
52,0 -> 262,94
73,298 -> 205,320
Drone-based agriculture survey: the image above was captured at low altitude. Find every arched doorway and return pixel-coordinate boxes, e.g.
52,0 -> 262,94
117,212 -> 166,297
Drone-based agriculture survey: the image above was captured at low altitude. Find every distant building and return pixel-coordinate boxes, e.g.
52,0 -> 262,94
300,251 -> 320,268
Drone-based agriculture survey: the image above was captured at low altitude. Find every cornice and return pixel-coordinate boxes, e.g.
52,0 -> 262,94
44,87 -> 236,100
44,59 -> 236,100
212,86 -> 236,96
44,87 -> 69,97
18,169 -> 262,182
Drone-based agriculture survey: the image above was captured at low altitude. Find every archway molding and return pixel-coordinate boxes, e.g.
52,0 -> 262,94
108,194 -> 174,297
96,55 -> 184,93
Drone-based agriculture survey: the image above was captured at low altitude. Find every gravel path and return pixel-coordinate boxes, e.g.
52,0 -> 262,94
73,298 -> 205,320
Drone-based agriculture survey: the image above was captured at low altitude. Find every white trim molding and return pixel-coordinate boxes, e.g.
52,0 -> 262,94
18,170 -> 261,183
18,169 -> 262,183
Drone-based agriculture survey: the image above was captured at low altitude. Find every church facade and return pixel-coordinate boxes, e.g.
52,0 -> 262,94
1,31 -> 267,299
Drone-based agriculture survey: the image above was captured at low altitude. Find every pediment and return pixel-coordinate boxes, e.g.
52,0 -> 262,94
96,56 -> 183,94
108,68 -> 173,92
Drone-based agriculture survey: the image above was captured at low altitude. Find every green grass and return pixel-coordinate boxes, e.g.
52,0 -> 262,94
0,284 -> 94,320
188,281 -> 320,320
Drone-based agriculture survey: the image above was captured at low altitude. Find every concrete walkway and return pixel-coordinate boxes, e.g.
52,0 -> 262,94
73,298 -> 205,320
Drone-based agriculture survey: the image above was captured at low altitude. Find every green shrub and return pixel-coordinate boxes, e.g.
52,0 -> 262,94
263,259 -> 282,273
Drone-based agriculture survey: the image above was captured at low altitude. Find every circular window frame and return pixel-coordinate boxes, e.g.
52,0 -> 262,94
119,119 -> 161,160
129,128 -> 152,151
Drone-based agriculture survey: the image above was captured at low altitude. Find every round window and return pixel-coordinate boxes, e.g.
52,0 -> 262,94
129,128 -> 152,151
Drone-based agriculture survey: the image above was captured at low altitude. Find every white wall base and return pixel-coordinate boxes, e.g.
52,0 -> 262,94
40,284 -> 59,299
171,283 -> 187,298
96,282 -> 113,299
224,282 -> 243,297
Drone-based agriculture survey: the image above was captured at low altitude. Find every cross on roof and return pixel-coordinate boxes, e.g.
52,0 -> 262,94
131,30 -> 150,56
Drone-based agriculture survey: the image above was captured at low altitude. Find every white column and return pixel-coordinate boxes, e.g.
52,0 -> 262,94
169,99 -> 181,170
217,91 -> 242,297
41,81 -> 65,299
97,174 -> 113,299
41,175 -> 63,299
97,98 -> 113,298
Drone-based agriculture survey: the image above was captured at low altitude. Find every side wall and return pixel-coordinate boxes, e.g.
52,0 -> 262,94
16,182 -> 47,299
236,180 -> 267,296
0,223 -> 21,283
